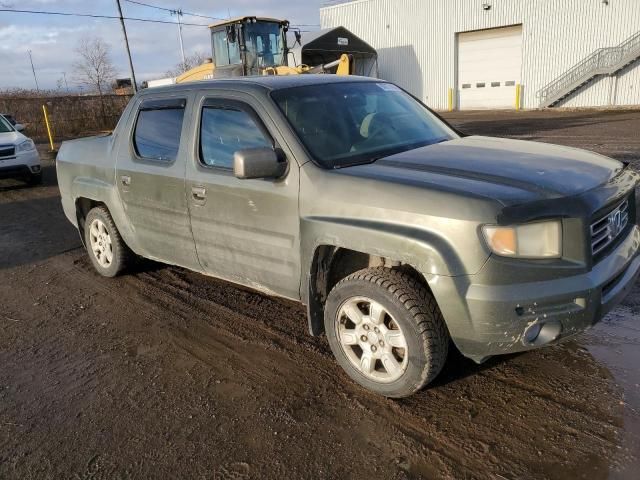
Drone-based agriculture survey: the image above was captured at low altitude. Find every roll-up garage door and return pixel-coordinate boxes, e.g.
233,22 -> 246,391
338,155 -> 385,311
457,25 -> 523,110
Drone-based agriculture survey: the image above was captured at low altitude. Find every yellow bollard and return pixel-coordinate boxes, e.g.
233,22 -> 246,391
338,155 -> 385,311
515,84 -> 522,111
448,88 -> 454,112
42,104 -> 55,152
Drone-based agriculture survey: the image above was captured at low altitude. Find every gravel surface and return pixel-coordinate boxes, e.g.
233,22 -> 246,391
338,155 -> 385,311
1,109 -> 639,480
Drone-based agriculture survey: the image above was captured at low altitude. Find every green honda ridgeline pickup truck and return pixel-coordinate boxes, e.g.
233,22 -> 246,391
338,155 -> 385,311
57,75 -> 640,398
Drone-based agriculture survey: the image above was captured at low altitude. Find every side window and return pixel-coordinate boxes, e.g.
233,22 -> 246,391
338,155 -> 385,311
133,100 -> 185,162
212,30 -> 230,66
212,29 -> 241,66
199,106 -> 272,169
228,40 -> 241,65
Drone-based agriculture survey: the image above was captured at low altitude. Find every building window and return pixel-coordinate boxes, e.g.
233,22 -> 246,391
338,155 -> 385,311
476,82 -> 486,88
491,82 -> 501,87
462,83 -> 471,89
505,80 -> 516,86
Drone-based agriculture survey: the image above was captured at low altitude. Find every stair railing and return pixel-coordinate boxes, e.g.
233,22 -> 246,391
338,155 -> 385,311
537,30 -> 640,107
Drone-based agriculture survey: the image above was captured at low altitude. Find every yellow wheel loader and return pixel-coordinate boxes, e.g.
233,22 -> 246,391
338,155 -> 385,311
174,17 -> 378,84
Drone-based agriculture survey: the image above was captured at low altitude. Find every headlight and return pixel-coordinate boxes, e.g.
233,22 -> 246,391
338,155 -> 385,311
482,220 -> 562,258
17,139 -> 36,153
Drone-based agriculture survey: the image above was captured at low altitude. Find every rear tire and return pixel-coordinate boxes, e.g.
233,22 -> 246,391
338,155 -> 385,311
324,267 -> 449,398
84,206 -> 133,277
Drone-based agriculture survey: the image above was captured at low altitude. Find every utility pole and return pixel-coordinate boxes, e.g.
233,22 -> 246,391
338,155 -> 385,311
171,8 -> 186,69
28,50 -> 40,92
115,0 -> 138,93
62,72 -> 69,92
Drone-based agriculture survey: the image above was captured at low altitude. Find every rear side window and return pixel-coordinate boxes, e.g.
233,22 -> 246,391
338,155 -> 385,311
200,106 -> 271,169
133,99 -> 186,162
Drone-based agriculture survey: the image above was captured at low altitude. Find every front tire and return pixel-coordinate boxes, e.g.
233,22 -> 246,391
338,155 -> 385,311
324,267 -> 449,398
26,172 -> 42,185
84,206 -> 133,277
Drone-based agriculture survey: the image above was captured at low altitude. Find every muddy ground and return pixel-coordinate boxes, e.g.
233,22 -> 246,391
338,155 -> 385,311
1,109 -> 639,480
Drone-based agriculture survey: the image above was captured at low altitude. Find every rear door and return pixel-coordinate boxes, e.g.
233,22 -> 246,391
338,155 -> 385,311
115,94 -> 200,270
185,92 -> 301,300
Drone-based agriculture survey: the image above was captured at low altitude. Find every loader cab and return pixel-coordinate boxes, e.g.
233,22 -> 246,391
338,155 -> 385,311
210,17 -> 289,78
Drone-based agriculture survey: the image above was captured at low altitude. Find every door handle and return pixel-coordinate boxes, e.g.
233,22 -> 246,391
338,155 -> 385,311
191,186 -> 206,201
121,175 -> 131,186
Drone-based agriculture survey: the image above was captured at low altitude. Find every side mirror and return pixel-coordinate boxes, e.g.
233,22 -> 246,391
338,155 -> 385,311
234,147 -> 287,180
14,123 -> 25,132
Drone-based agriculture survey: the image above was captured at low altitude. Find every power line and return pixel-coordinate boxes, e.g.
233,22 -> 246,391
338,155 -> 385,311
0,7 -> 320,31
124,0 -> 225,21
124,0 -> 172,12
0,8 -> 209,27
123,0 -> 320,26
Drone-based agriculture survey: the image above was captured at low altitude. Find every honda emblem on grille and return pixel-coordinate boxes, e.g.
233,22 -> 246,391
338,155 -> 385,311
608,210 -> 623,238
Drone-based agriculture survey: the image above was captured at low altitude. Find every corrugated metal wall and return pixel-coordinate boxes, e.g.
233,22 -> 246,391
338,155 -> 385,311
320,0 -> 640,110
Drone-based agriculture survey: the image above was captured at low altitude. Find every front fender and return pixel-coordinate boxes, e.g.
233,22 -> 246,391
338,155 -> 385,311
299,215 -> 490,335
300,215 -> 473,281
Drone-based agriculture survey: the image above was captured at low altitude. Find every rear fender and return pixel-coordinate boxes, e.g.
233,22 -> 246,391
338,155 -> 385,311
71,177 -> 141,255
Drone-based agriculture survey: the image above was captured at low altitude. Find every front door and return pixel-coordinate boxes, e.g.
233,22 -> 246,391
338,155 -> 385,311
185,93 -> 301,300
115,94 -> 200,270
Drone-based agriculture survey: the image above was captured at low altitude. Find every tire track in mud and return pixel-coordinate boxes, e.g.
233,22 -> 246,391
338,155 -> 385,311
62,255 -> 508,478
76,261 -> 522,478
59,251 -> 627,479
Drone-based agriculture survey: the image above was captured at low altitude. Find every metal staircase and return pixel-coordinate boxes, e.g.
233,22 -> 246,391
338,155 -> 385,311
537,30 -> 640,108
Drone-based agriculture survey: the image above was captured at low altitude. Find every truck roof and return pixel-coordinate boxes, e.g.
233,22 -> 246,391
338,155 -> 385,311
139,74 -> 380,97
208,16 -> 286,28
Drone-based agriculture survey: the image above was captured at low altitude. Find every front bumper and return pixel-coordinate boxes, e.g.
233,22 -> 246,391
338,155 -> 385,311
0,149 -> 41,179
436,225 -> 640,362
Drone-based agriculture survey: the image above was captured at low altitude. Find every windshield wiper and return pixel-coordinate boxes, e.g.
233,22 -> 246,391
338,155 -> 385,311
332,137 -> 453,169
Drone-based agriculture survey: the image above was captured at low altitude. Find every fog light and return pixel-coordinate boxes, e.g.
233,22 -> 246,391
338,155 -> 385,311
524,323 -> 542,344
31,165 -> 41,173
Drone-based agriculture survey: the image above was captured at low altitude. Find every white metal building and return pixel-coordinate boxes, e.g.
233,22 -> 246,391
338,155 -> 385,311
320,0 -> 640,110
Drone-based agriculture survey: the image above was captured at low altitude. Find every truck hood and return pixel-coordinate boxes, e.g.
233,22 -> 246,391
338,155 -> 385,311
338,136 -> 625,205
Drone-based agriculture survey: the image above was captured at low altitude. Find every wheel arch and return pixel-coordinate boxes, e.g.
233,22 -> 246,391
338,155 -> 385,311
71,176 -> 139,255
304,245 -> 435,336
75,197 -> 107,247
299,215 -> 487,337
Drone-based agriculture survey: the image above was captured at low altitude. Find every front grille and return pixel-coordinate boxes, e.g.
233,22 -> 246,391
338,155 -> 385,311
591,199 -> 630,257
0,144 -> 16,158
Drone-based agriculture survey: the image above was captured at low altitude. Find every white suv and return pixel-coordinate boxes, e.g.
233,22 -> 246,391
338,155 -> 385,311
0,114 -> 42,185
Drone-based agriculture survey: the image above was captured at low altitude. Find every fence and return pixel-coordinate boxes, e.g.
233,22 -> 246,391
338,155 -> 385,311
0,94 -> 133,143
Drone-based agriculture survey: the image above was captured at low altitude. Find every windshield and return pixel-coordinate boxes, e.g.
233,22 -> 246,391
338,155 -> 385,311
244,22 -> 284,74
0,116 -> 13,133
271,82 -> 458,168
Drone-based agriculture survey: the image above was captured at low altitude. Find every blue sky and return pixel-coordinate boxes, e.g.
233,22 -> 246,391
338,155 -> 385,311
0,0 -> 324,90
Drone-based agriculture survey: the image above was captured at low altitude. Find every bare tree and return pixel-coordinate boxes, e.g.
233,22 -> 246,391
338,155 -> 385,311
73,37 -> 117,95
164,51 -> 210,78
